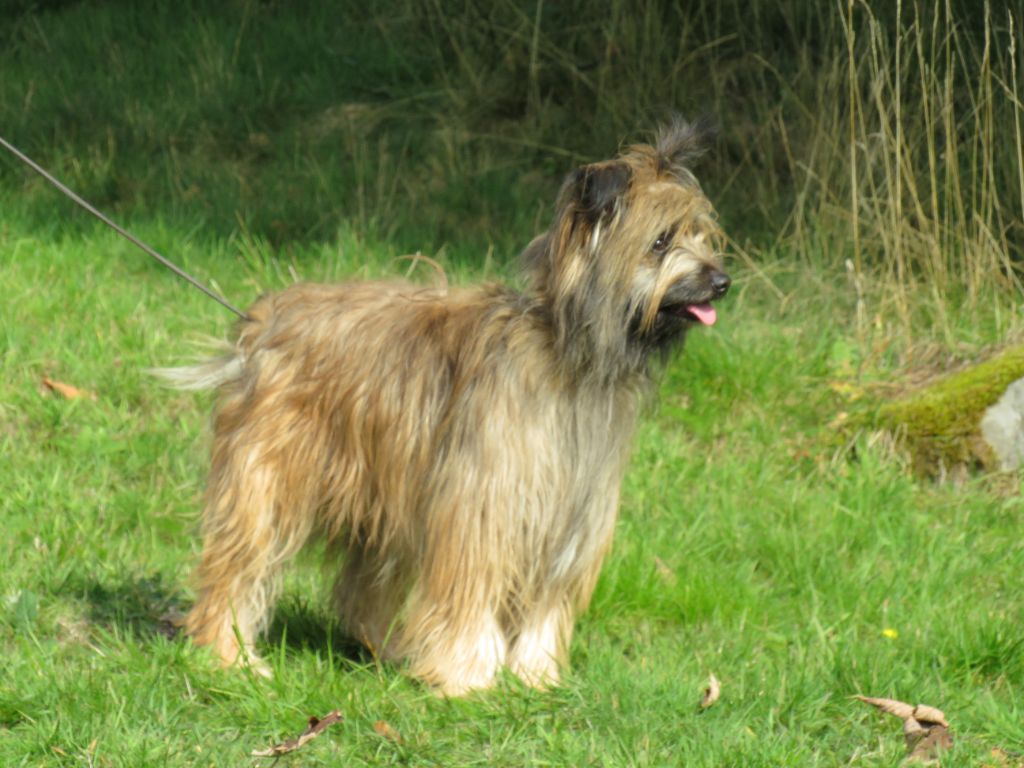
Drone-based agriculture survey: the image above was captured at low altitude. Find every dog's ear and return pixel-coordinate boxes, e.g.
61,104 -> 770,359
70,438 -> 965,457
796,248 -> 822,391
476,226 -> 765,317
520,233 -> 550,274
565,161 -> 631,224
655,115 -> 716,176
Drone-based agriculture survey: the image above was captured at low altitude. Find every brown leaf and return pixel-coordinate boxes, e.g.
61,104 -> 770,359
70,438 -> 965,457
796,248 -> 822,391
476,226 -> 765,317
373,720 -> 402,743
251,710 -> 343,758
906,724 -> 953,764
854,694 -> 916,721
41,377 -> 97,401
699,673 -> 721,710
912,704 -> 949,727
855,695 -> 953,764
854,696 -> 948,727
903,716 -> 925,739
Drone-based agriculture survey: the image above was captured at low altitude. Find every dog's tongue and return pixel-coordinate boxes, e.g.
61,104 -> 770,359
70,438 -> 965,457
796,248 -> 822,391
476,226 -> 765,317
687,303 -> 717,326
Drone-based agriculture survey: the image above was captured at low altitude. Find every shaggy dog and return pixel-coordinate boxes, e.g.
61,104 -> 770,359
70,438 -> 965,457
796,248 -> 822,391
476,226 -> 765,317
166,119 -> 730,695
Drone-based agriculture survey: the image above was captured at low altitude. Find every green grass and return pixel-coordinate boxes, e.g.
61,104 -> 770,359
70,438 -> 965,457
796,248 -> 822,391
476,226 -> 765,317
2,1 -> 1023,764
2,218 -> 1023,766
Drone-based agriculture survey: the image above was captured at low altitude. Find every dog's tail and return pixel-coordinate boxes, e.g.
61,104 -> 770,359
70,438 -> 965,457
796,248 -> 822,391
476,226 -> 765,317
149,340 -> 243,391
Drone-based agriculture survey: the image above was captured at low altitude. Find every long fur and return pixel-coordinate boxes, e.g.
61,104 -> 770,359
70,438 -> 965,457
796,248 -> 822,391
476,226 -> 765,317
167,120 -> 730,695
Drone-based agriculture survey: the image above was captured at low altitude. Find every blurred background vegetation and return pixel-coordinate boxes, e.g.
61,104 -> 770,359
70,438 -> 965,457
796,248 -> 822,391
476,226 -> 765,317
2,0 -> 1022,342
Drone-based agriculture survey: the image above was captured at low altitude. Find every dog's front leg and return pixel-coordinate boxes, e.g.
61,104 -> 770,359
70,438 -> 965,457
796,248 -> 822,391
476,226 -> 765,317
405,609 -> 509,697
508,600 -> 573,688
398,542 -> 510,696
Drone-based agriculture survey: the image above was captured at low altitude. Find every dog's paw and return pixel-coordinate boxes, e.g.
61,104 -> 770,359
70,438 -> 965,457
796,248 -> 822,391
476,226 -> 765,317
241,655 -> 273,679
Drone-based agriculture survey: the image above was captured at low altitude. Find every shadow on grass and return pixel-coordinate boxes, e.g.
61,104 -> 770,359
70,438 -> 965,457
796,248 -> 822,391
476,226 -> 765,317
71,573 -> 186,639
69,574 -> 368,662
265,596 -> 369,663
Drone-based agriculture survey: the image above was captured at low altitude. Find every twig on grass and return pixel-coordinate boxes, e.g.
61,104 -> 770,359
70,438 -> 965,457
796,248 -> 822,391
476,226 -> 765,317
251,710 -> 344,758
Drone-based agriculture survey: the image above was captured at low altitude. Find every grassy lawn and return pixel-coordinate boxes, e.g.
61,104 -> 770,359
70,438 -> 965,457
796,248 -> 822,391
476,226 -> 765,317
2,1 -> 1023,765
1,218 -> 1021,766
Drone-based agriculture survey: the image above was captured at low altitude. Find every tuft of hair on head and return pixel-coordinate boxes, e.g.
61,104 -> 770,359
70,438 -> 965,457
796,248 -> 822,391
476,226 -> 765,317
653,115 -> 717,178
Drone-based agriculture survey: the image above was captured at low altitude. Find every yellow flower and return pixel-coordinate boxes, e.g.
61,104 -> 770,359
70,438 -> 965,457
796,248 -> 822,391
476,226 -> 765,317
882,627 -> 899,639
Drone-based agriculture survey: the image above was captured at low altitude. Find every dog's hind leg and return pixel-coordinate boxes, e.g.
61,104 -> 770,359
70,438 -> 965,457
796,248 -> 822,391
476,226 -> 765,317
185,438 -> 313,675
334,543 -> 410,661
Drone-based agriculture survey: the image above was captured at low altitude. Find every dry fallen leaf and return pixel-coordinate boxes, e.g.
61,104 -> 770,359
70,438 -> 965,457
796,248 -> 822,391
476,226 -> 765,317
373,720 -> 402,743
855,696 -> 948,727
906,722 -> 954,763
855,694 -> 952,764
854,695 -> 916,721
41,377 -> 97,401
911,704 -> 949,727
699,673 -> 721,710
251,710 -> 343,758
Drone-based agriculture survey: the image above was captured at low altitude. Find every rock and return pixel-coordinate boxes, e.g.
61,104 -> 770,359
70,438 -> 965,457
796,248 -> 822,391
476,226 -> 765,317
980,378 -> 1024,470
872,345 -> 1024,476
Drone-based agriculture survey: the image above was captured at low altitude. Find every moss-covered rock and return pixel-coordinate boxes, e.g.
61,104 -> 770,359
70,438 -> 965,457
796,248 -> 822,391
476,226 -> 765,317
873,345 -> 1024,474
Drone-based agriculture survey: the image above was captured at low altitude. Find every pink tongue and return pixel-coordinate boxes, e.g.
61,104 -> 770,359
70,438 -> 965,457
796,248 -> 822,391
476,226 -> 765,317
687,303 -> 717,326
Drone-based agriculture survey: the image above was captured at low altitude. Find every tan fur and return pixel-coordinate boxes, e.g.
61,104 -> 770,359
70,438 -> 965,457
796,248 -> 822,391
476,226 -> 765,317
169,119 -> 730,695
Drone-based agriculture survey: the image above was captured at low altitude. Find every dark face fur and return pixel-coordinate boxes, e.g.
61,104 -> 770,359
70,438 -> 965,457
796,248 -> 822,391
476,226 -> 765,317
524,118 -> 730,375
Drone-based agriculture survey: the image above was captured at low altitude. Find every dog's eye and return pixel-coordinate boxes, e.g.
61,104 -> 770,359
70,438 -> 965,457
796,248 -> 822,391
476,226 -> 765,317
651,232 -> 672,255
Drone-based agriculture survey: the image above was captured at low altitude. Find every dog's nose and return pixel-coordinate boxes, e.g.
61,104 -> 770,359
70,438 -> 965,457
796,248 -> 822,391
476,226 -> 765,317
710,270 -> 731,298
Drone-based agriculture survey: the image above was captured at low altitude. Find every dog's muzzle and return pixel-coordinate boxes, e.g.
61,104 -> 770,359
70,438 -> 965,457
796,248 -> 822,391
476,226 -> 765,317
709,270 -> 731,299
658,268 -> 731,327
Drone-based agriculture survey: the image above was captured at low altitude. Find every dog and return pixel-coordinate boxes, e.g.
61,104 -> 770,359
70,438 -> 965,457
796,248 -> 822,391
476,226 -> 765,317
164,118 -> 730,696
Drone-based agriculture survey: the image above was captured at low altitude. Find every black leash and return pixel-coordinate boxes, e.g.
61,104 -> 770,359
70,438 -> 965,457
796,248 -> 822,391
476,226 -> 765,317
0,135 -> 248,320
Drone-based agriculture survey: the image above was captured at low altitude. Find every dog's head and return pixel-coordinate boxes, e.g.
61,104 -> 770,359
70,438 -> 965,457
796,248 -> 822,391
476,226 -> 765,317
524,118 -> 730,375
